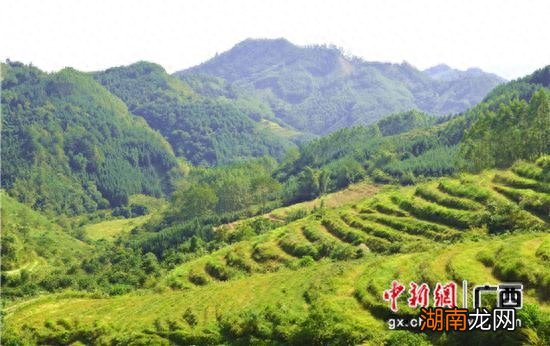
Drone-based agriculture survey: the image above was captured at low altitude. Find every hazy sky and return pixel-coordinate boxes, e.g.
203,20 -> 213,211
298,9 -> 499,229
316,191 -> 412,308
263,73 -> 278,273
2,0 -> 549,79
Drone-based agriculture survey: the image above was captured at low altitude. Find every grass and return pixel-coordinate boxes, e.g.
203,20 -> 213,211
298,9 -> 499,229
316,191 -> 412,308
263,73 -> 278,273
15,230 -> 550,342
84,215 -> 150,241
415,183 -> 482,211
4,163 -> 550,344
493,171 -> 550,194
0,191 -> 90,275
221,180 -> 380,231
6,262 -> 346,332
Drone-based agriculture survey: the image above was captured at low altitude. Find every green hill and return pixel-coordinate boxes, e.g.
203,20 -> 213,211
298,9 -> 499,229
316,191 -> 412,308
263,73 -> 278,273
177,38 -> 504,135
1,191 -> 91,293
1,49 -> 549,346
94,62 -> 298,166
1,62 -> 179,214
275,66 -> 550,203
3,160 -> 549,345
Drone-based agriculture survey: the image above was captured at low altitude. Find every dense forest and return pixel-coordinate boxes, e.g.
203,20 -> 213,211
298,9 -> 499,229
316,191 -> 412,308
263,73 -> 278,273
1,62 -> 179,214
1,59 -> 548,234
94,62 -> 297,166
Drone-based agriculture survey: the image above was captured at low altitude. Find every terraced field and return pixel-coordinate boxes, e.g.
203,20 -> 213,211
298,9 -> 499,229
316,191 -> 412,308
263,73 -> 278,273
4,160 -> 550,344
161,161 -> 548,290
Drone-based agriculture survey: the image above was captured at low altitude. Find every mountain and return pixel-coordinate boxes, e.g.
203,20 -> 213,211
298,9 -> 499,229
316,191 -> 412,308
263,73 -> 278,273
94,62 -> 298,166
423,64 -> 501,81
176,38 -> 505,135
275,65 -> 549,201
2,59 -> 549,346
1,61 -> 179,214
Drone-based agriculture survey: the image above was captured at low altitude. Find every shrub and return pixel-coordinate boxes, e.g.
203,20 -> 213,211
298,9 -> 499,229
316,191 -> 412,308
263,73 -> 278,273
278,232 -> 318,258
393,195 -> 475,229
493,172 -> 550,194
205,260 -> 234,281
251,243 -> 284,263
372,169 -> 395,184
183,308 -> 198,327
225,249 -> 255,272
370,200 -> 408,217
302,226 -> 357,260
130,203 -> 149,216
512,161 -> 546,182
492,246 -> 540,287
385,331 -> 430,346
362,213 -> 455,241
297,303 -> 368,345
476,249 -> 496,267
398,171 -> 416,186
342,213 -> 403,242
535,239 -> 550,263
483,200 -> 544,233
285,208 -> 309,223
438,179 -> 490,202
188,269 -> 209,285
415,184 -> 480,211
322,217 -> 363,245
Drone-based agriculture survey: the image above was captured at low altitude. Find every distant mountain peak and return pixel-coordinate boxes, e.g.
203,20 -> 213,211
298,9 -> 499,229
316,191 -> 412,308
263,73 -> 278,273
235,37 -> 295,48
424,64 -> 452,73
424,64 -> 504,82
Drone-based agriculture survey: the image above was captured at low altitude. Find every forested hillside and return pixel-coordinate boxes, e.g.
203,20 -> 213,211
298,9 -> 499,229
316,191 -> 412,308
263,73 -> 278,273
98,66 -> 549,260
177,38 -> 504,135
94,62 -> 297,166
1,62 -> 179,214
275,66 -> 550,204
114,67 -> 549,264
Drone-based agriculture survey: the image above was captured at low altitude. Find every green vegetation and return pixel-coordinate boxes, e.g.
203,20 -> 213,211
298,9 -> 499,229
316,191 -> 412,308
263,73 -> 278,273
272,65 -> 549,205
84,215 -> 150,241
461,89 -> 550,171
1,53 -> 549,345
178,38 -> 504,135
1,61 -> 179,214
94,61 -> 297,166
3,163 -> 549,344
1,191 -> 91,296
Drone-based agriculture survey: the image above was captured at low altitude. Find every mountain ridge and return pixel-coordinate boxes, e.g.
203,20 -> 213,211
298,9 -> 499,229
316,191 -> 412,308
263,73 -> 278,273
176,38 -> 505,135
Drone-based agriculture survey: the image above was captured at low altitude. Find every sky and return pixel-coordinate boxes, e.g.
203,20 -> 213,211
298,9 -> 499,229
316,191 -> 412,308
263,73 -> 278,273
1,0 -> 549,79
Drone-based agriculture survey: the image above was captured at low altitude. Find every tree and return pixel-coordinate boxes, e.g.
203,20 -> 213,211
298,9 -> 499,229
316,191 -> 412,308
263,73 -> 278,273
171,184 -> 218,221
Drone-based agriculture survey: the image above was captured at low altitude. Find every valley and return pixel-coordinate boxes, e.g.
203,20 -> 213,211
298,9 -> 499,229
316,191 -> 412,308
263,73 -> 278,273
1,38 -> 549,345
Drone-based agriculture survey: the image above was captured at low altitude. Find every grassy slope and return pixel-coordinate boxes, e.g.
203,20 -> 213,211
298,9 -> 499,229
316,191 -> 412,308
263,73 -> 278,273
84,194 -> 167,241
4,162 -> 550,343
1,191 -> 90,276
84,216 -> 150,241
221,180 -> 380,230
